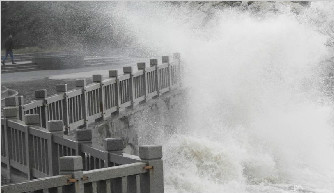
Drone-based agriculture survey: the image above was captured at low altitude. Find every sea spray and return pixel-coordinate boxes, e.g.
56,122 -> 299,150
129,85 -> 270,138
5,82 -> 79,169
109,2 -> 334,192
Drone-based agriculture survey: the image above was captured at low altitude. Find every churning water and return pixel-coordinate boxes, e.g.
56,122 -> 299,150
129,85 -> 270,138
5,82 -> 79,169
110,2 -> 334,193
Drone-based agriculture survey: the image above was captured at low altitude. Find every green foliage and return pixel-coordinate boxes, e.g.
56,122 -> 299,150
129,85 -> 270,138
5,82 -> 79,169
1,1 -> 123,52
1,1 -> 315,53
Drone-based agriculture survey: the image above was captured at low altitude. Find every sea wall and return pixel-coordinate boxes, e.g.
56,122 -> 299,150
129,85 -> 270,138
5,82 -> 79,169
89,89 -> 186,155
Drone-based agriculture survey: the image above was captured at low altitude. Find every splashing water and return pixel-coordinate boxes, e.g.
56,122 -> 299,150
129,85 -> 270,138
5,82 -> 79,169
109,2 -> 334,193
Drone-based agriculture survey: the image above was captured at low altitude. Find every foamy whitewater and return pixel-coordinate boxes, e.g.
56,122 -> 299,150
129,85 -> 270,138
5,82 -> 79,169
108,2 -> 334,193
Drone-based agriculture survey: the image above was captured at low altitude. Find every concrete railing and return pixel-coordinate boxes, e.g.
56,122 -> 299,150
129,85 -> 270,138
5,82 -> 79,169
2,145 -> 163,193
1,54 -> 176,192
1,114 -> 150,183
2,53 -> 181,132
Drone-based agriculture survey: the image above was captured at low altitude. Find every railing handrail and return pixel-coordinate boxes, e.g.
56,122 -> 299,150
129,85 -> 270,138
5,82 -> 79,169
1,117 -> 144,181
5,53 -> 181,132
1,175 -> 71,193
1,162 -> 149,193
82,162 -> 147,183
1,146 -> 163,193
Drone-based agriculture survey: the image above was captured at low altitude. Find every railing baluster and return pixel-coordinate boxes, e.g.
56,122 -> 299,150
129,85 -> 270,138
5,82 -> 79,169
112,178 -> 123,193
41,138 -> 45,172
49,104 -> 52,120
23,131 -> 26,165
2,119 -> 11,180
53,102 -> 56,120
74,97 -> 77,122
71,97 -> 75,122
44,139 -> 48,173
26,131 -> 32,180
106,179 -> 112,193
18,131 -> 22,163
17,131 -> 23,164
92,181 -> 98,193
77,95 -> 81,120
58,144 -> 62,158
13,128 -> 16,162
59,101 -> 62,120
90,155 -> 94,170
13,129 -> 16,162
33,136 -> 37,170
77,95 -> 80,121
16,130 -> 20,162
38,137 -> 42,171
127,175 -> 137,193
32,135 -> 36,169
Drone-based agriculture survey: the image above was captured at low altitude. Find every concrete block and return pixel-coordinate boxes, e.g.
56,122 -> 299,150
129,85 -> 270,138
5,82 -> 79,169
162,56 -> 170,63
17,96 -> 24,105
93,74 -> 103,82
4,96 -> 19,106
76,129 -> 92,142
123,66 -> 133,74
3,107 -> 18,118
150,59 -> 158,67
47,120 -> 64,132
35,89 -> 47,99
24,114 -> 40,125
109,70 -> 118,78
56,84 -> 68,92
139,145 -> 162,160
103,138 -> 124,151
76,79 -> 86,87
137,62 -> 146,70
59,156 -> 83,172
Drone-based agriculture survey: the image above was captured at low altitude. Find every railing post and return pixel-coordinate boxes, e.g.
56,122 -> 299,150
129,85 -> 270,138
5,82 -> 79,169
1,117 -> 11,182
35,89 -> 48,128
3,107 -> 19,119
4,96 -> 20,119
18,96 -> 24,120
173,53 -> 181,87
123,66 -> 134,107
48,120 -> 64,176
24,114 -> 40,125
3,99 -> 21,182
109,70 -> 120,112
150,59 -> 159,96
103,138 -> 124,154
76,79 -> 88,130
103,138 -> 126,192
24,114 -> 40,180
104,138 -> 124,167
139,145 -> 164,193
76,129 -> 92,171
93,74 -> 105,120
59,156 -> 84,193
162,56 -> 171,91
56,84 -> 68,132
76,129 -> 92,144
137,62 -> 147,102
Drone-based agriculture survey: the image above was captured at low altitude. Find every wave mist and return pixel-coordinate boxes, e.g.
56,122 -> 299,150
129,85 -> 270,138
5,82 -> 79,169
109,2 -> 334,193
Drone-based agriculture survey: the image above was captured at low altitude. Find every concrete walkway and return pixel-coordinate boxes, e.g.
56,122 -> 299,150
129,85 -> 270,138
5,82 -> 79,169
1,58 -> 150,83
1,61 -> 32,66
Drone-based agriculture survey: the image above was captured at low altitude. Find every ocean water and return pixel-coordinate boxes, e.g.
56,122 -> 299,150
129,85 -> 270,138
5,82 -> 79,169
109,2 -> 334,193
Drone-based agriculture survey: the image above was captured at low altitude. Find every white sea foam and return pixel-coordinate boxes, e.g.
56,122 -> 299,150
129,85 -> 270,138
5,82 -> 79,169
109,2 -> 334,193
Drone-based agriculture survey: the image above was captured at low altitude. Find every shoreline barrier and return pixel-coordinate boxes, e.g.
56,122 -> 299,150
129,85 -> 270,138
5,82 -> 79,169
2,53 -> 181,133
0,53 -> 181,192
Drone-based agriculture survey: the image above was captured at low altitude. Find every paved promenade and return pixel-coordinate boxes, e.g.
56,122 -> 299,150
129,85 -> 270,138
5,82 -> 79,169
1,57 -> 148,83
